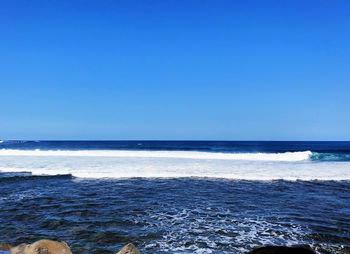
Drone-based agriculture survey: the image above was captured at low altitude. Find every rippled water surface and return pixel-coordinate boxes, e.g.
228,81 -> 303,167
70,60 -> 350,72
1,174 -> 349,253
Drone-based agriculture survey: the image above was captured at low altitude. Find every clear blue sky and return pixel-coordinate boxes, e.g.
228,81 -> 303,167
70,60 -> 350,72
1,0 -> 349,140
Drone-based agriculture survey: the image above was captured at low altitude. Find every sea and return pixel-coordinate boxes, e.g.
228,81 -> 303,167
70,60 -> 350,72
0,141 -> 349,254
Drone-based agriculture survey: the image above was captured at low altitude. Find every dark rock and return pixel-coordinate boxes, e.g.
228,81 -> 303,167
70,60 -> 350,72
247,246 -> 316,254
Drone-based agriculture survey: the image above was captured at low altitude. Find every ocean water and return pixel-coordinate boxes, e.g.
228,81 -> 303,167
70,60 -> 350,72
0,141 -> 349,253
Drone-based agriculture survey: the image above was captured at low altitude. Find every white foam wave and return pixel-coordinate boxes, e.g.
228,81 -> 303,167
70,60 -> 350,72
0,153 -> 350,180
0,149 -> 349,180
0,149 -> 312,162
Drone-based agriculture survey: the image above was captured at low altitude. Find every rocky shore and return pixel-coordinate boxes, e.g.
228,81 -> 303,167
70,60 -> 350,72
0,239 -> 317,254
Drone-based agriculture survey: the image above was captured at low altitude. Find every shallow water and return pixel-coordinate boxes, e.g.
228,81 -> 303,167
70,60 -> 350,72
0,175 -> 349,253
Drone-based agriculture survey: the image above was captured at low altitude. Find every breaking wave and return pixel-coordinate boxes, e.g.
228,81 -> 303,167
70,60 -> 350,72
0,149 -> 350,180
0,149 -> 312,161
309,152 -> 350,161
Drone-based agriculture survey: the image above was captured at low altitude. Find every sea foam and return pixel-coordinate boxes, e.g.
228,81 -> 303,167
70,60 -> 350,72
0,149 -> 312,161
0,149 -> 349,180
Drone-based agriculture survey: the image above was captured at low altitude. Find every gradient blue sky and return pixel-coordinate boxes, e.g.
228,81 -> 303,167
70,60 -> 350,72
1,0 -> 349,140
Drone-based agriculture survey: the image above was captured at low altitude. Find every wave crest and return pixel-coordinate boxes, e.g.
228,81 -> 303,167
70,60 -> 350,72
0,149 -> 312,162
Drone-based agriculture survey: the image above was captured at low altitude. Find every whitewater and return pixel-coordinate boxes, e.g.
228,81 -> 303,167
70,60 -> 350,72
0,149 -> 312,161
0,149 -> 349,180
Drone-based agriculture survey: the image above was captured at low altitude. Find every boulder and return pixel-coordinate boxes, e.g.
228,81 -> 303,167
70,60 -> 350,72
116,243 -> 141,254
10,239 -> 72,254
247,246 -> 315,254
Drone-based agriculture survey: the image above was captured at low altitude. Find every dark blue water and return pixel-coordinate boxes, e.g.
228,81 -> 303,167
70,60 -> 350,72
1,140 -> 350,153
0,141 -> 350,253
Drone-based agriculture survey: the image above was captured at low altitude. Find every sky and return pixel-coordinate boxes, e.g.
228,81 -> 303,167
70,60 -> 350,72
1,0 -> 349,140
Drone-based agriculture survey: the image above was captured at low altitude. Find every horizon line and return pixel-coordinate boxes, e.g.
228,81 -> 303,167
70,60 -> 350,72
1,139 -> 350,142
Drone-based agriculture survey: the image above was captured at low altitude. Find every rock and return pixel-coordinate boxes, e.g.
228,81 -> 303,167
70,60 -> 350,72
116,243 -> 141,254
10,239 -> 72,254
0,243 -> 13,251
247,246 -> 315,254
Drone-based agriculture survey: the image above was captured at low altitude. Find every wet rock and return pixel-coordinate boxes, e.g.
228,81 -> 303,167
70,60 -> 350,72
0,242 -> 13,251
247,246 -> 316,254
116,243 -> 141,254
10,239 -> 72,254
